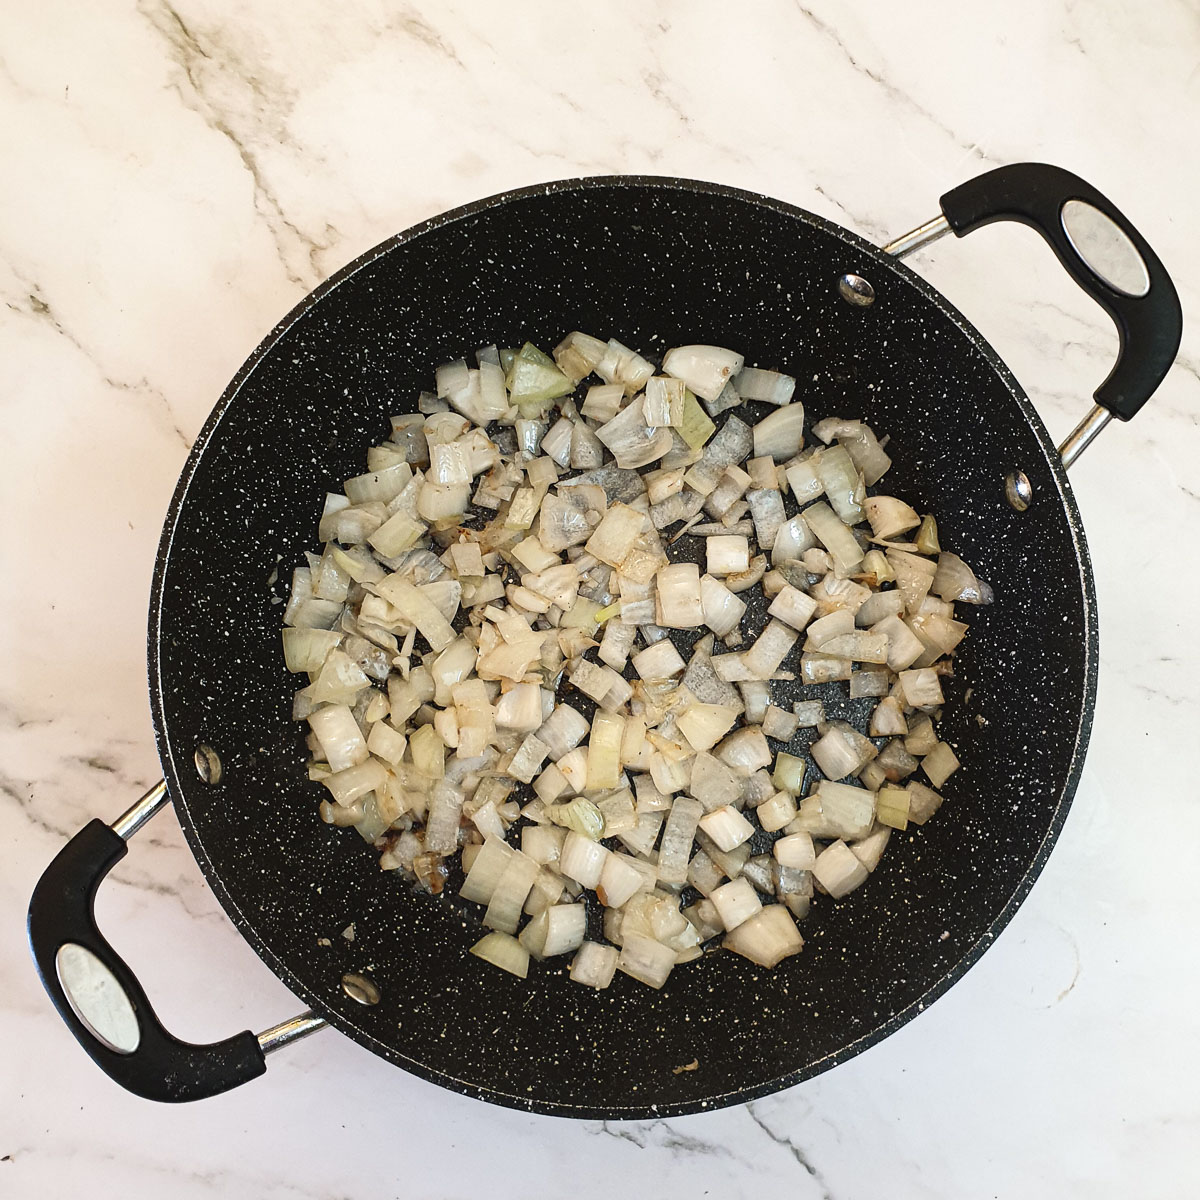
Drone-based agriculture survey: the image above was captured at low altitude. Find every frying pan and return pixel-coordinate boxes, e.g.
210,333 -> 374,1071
28,163 -> 1181,1118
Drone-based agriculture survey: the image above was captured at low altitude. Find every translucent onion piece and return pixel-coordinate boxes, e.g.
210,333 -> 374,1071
662,344 -> 745,402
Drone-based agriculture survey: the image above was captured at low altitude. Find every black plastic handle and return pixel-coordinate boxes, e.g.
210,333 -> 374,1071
27,818 -> 266,1101
939,163 -> 1182,422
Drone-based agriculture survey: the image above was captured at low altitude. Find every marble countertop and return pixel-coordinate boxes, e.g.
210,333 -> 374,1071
3,2 -> 1198,1196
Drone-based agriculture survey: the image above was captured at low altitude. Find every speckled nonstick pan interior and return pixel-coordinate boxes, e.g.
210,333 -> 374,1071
142,177 -> 1097,1117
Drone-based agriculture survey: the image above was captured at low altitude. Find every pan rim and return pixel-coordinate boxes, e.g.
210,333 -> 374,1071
148,174 -> 1098,1119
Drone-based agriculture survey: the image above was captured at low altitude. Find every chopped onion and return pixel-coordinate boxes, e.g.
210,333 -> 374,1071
933,552 -> 994,605
723,904 -> 804,967
308,705 -> 369,772
922,741 -> 960,788
711,877 -> 762,931
519,904 -> 586,959
678,704 -> 739,753
656,562 -> 704,628
570,940 -> 620,988
706,534 -> 751,577
803,502 -> 864,574
716,727 -> 772,775
813,444 -> 864,525
812,840 -> 869,899
794,781 -> 875,839
699,805 -> 755,852
560,831 -> 609,888
470,931 -> 529,978
617,934 -> 676,989
595,397 -> 673,470
752,406 -> 806,460
632,639 -> 685,680
662,344 -> 745,402
736,366 -> 796,406
290,331 -> 985,993
698,573 -> 746,637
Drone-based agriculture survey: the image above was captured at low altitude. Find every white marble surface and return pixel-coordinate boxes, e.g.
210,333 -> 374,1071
3,2 -> 1198,1196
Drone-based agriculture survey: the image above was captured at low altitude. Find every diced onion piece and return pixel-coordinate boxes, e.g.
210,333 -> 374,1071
773,831 -> 816,869
553,331 -> 608,383
618,934 -> 676,989
716,727 -> 772,776
752,406 -> 806,460
595,339 -> 655,395
683,416 -> 753,495
674,391 -> 716,449
746,489 -> 786,551
560,831 -> 610,887
505,342 -> 573,409
794,781 -> 876,840
320,758 -> 387,808
933,552 -> 994,605
736,366 -> 796,406
876,786 -> 911,830
699,805 -> 755,852
459,835 -> 516,903
469,932 -> 529,978
871,614 -> 926,671
817,630 -> 890,664
761,705 -> 800,742
521,824 -> 565,865
586,711 -> 625,791
308,705 -> 370,772
907,781 -> 944,825
738,679 -> 770,724
870,696 -> 910,737
813,444 -> 864,525
922,741 -> 960,788
581,383 -> 626,423
812,840 -> 869,899
366,720 -> 407,765
743,619 -> 798,679
888,549 -> 937,614
724,903 -> 804,967
706,535 -> 751,577
803,502 -> 864,574
785,458 -> 823,505
519,904 -> 587,959
699,573 -> 746,637
282,627 -> 342,674
596,853 -> 646,908
595,396 -> 673,469
570,940 -> 620,988
772,752 -> 807,796
632,639 -> 686,680
811,724 -> 876,780
586,502 -> 646,566
711,877 -> 762,931
751,790 -> 795,833
524,868 -> 565,917
662,344 -> 745,402
899,667 -> 945,708
678,704 -> 739,753
642,376 -> 679,425
546,796 -> 605,840
657,796 -> 704,884
656,562 -> 704,628
536,704 -> 589,761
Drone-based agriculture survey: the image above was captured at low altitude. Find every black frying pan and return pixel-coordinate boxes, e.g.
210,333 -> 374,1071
29,164 -> 1181,1118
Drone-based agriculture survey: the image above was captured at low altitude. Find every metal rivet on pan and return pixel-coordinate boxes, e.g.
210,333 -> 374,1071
837,274 -> 875,306
1005,471 -> 1033,511
194,744 -> 223,784
342,973 -> 381,1005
